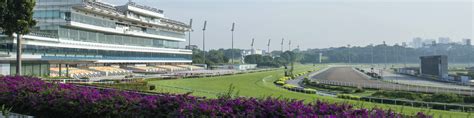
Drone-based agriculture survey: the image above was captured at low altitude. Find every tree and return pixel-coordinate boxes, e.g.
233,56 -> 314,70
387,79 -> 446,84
280,51 -> 302,76
0,0 -> 37,75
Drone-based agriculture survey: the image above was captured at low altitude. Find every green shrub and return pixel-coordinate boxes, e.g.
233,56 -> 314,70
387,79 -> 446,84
354,88 -> 365,93
337,94 -> 361,100
424,93 -> 463,103
282,84 -> 297,89
372,91 -> 424,101
303,88 -> 317,93
275,81 -> 286,85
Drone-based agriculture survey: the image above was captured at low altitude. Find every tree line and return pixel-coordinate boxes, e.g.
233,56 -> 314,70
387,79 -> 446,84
197,43 -> 474,67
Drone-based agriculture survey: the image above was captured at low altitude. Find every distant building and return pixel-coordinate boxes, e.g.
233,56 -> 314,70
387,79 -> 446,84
438,37 -> 450,44
219,64 -> 257,71
422,39 -> 436,47
411,37 -> 423,48
420,55 -> 448,79
401,42 -> 407,47
241,49 -> 264,56
463,39 -> 472,46
185,45 -> 198,50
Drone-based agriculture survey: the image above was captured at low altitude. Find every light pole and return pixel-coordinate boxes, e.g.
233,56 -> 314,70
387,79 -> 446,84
288,40 -> 291,51
267,39 -> 271,56
188,19 -> 192,49
251,38 -> 255,50
403,45 -> 407,67
370,44 -> 374,67
281,38 -> 284,52
230,22 -> 235,64
347,44 -> 351,64
383,41 -> 387,70
202,21 -> 207,65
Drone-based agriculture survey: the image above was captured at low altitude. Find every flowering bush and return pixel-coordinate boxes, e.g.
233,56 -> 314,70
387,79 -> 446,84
0,76 -> 430,117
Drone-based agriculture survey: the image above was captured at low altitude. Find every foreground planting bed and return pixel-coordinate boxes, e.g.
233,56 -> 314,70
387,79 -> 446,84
0,76 -> 430,117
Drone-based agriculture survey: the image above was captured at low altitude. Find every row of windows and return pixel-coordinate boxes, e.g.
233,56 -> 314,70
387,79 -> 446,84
71,12 -> 116,28
0,44 -> 192,60
58,27 -> 180,49
33,10 -> 65,19
33,9 -> 186,39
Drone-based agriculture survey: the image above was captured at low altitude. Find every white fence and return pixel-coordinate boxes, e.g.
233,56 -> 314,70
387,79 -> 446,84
312,80 -> 474,95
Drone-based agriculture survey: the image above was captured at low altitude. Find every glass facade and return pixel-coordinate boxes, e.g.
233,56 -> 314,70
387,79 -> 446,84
0,43 -> 191,61
9,63 -> 50,76
58,27 -> 180,49
70,12 -> 116,28
33,10 -> 65,20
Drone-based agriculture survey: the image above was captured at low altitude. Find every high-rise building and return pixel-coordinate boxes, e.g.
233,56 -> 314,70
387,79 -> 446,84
411,37 -> 423,48
438,37 -> 450,44
0,0 -> 192,76
463,39 -> 472,46
423,39 -> 436,47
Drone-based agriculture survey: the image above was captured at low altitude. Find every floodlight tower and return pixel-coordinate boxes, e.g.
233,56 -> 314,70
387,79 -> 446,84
267,39 -> 271,55
370,43 -> 374,67
202,21 -> 207,65
288,40 -> 292,51
251,38 -> 255,50
188,19 -> 193,49
383,41 -> 387,69
347,44 -> 351,64
281,38 -> 285,52
230,22 -> 235,64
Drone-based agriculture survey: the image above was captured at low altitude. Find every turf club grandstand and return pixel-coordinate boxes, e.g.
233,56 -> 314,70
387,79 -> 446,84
0,0 -> 196,78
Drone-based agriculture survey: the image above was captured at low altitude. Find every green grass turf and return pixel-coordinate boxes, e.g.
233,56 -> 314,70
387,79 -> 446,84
148,65 -> 471,117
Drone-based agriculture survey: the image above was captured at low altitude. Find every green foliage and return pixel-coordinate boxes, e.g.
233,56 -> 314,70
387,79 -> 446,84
303,88 -> 317,93
337,94 -> 361,100
274,80 -> 286,85
0,0 -> 37,35
372,91 -> 464,104
1,104 -> 12,117
308,82 -> 360,94
216,84 -> 240,99
192,49 -> 230,66
282,84 -> 297,89
372,91 -> 425,101
280,51 -> 303,76
244,54 -> 281,67
40,76 -> 72,79
424,93 -> 463,103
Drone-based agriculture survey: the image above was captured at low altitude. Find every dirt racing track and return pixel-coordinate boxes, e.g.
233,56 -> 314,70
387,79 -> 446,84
310,67 -> 474,95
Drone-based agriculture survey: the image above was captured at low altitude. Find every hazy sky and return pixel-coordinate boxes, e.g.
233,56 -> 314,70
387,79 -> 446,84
104,0 -> 473,50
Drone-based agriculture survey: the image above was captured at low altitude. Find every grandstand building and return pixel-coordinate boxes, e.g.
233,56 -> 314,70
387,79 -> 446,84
0,0 -> 193,77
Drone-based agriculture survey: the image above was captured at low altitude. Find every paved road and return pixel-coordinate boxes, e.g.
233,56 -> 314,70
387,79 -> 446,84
310,67 -> 474,95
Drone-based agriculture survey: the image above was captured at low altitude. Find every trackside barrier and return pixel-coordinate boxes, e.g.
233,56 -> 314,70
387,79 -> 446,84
359,97 -> 474,112
311,80 -> 474,96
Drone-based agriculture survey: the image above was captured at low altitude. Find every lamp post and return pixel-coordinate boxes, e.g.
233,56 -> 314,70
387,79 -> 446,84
188,19 -> 192,49
202,21 -> 207,65
267,39 -> 271,56
383,41 -> 387,70
251,38 -> 255,50
288,40 -> 291,51
230,22 -> 235,64
347,44 -> 351,64
281,38 -> 284,52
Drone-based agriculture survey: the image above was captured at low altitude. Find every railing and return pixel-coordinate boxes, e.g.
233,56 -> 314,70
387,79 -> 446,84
127,2 -> 164,14
359,97 -> 474,112
28,31 -> 59,39
312,80 -> 474,95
